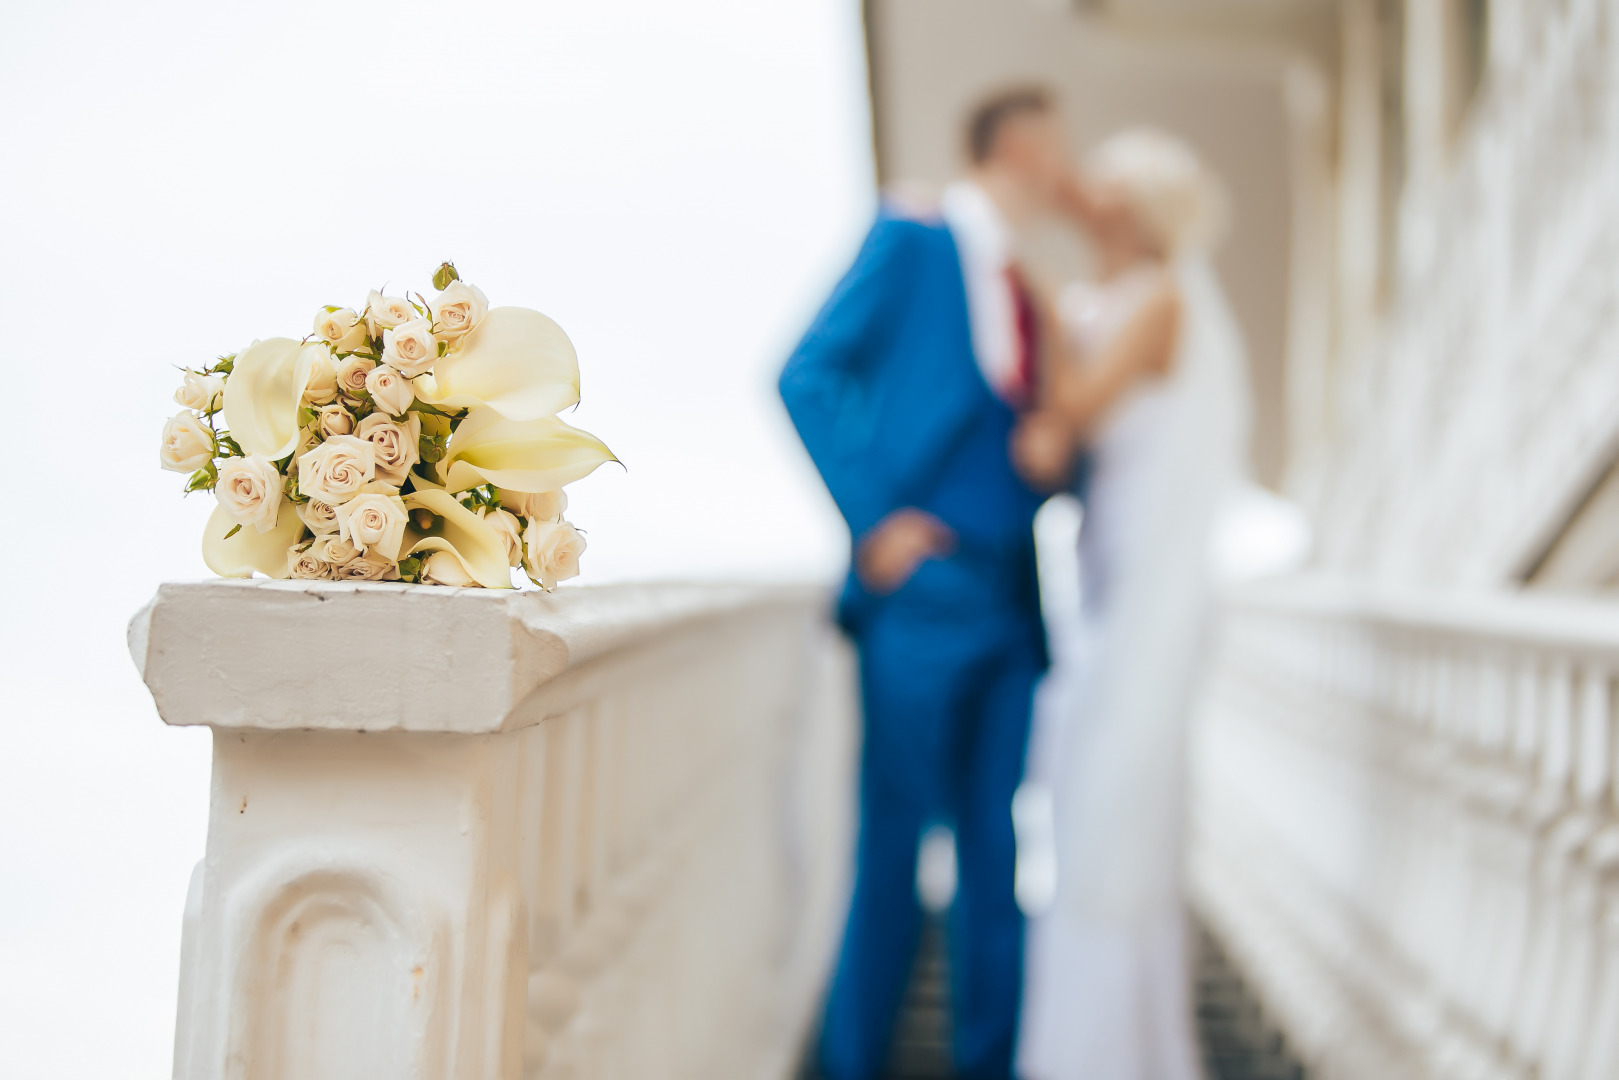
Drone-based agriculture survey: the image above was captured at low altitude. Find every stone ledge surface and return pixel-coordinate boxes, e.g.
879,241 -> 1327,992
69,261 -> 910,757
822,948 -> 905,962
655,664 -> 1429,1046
1228,574 -> 1619,652
130,579 -> 823,734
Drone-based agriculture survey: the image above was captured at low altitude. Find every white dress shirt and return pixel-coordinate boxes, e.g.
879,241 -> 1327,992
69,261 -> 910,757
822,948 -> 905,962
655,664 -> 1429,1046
939,179 -> 1020,397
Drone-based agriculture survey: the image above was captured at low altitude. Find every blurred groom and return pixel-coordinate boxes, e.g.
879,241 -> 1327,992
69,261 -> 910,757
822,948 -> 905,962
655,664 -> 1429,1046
779,88 -> 1070,1080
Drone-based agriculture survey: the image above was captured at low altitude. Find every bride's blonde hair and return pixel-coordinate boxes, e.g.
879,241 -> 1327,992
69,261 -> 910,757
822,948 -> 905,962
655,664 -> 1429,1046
1086,128 -> 1229,255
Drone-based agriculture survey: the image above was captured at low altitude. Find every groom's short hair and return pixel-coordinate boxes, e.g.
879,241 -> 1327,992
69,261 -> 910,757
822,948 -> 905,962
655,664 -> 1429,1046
966,86 -> 1054,164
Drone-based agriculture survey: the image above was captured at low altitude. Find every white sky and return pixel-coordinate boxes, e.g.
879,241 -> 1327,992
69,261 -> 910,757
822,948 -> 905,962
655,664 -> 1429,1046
0,2 -> 873,1073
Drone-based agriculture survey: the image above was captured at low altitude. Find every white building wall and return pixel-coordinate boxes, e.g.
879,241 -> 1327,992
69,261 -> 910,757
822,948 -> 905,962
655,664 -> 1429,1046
868,0 -> 1311,487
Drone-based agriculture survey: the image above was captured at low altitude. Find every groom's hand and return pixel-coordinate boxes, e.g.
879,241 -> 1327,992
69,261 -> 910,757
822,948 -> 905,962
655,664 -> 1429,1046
857,509 -> 956,595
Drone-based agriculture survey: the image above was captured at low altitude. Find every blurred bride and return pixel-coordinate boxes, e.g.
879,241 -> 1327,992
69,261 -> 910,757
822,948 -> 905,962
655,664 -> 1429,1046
1013,130 -> 1251,1080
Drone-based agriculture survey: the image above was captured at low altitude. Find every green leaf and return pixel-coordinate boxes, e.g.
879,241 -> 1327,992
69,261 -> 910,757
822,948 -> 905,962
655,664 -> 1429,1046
454,484 -> 497,513
431,261 -> 460,290
222,524 -> 242,540
297,406 -> 318,429
398,555 -> 423,583
184,462 -> 218,493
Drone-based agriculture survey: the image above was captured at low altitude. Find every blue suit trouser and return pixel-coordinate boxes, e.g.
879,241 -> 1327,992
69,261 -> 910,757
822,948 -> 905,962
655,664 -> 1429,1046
819,605 -> 1041,1080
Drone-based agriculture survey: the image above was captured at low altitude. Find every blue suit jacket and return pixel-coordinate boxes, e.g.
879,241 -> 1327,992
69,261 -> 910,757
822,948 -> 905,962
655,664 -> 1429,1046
780,207 -> 1047,639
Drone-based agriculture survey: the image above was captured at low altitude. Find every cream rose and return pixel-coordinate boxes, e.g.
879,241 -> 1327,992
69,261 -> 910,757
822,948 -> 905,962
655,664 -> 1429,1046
174,371 -> 225,413
335,490 -> 408,560
478,507 -> 525,567
381,317 -> 439,378
297,496 -> 341,534
316,403 -> 354,438
303,346 -> 339,405
354,412 -> 421,484
430,281 -> 489,342
365,290 -> 418,337
333,551 -> 400,580
288,544 -> 330,579
334,354 -> 376,398
313,307 -> 369,353
420,550 -> 477,586
216,455 -> 284,533
312,534 -> 360,566
297,434 -> 375,505
160,411 -> 215,473
497,487 -> 567,522
523,518 -> 586,590
366,364 -> 415,416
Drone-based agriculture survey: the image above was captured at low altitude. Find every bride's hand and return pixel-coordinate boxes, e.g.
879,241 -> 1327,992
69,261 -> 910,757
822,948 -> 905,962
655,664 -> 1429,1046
1012,410 -> 1075,491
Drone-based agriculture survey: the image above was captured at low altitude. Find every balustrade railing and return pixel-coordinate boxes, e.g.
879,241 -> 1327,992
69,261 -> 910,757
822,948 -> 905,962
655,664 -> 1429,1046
1191,578 -> 1619,1080
1312,0 -> 1619,586
129,580 -> 856,1080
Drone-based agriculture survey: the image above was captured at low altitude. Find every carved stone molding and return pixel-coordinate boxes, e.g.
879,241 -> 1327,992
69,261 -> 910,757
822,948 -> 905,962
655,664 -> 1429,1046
132,581 -> 856,1080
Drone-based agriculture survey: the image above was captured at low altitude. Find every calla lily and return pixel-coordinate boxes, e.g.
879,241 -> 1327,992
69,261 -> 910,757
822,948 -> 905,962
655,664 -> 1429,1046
223,339 -> 319,459
201,498 -> 305,578
402,488 -> 513,589
441,407 -> 616,494
411,307 -> 580,420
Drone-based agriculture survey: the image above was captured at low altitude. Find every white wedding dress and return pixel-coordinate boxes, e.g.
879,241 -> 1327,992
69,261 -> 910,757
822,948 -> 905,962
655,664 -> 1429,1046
1016,255 -> 1251,1080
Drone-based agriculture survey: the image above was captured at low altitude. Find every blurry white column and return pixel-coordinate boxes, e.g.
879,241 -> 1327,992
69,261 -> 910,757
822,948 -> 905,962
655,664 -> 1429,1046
1281,59 -> 1336,505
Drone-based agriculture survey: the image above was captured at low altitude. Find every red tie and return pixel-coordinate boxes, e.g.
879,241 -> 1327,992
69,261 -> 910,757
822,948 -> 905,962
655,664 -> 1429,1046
1005,263 -> 1039,407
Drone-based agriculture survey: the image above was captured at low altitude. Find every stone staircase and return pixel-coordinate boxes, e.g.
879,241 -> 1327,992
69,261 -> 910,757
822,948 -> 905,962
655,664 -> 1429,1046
800,916 -> 1308,1079
883,915 -> 954,1079
1194,924 -> 1309,1080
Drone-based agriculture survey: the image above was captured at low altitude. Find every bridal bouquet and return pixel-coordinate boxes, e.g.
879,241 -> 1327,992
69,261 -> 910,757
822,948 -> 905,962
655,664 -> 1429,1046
159,263 -> 615,588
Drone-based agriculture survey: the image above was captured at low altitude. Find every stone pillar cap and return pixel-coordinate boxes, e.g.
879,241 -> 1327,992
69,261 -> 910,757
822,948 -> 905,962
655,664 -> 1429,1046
130,580 -> 818,734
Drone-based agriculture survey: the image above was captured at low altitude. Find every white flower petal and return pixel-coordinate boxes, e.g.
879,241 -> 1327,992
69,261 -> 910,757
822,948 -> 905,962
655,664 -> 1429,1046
411,307 -> 580,420
223,338 -> 315,459
201,498 -> 305,578
402,487 -> 514,589
419,549 -> 478,586
441,408 -> 615,494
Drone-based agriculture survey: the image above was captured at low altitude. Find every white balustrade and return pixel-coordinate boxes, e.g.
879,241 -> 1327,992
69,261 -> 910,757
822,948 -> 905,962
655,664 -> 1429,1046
1191,578 -> 1619,1080
1302,0 -> 1619,586
128,580 -> 856,1080
1253,0 -> 1619,1061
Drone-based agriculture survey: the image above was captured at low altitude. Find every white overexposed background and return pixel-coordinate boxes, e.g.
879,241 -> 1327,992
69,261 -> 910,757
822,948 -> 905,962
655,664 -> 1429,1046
0,2 -> 872,1074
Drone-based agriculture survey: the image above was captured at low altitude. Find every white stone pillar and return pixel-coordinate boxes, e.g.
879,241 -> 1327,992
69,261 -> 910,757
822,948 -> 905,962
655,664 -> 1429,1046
1281,59 -> 1337,505
1334,0 -> 1387,374
130,580 -> 855,1080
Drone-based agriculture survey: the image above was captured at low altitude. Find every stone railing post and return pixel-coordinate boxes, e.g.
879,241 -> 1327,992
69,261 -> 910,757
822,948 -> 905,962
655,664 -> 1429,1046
1191,577 -> 1619,1080
130,579 -> 855,1080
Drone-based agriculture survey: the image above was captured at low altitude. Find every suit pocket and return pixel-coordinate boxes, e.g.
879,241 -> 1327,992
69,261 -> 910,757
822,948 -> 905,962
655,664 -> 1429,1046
891,554 -> 976,608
